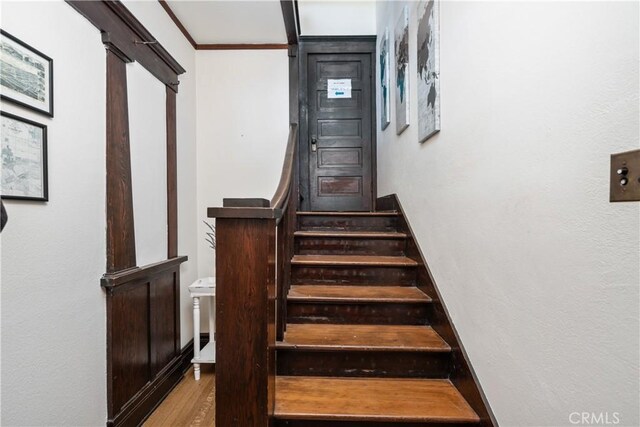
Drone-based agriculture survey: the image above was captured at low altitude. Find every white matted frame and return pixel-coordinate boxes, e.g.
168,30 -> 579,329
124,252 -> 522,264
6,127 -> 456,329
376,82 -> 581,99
0,30 -> 54,117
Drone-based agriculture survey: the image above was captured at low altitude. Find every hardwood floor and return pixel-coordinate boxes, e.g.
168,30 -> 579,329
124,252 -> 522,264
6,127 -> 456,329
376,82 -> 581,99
144,365 -> 215,426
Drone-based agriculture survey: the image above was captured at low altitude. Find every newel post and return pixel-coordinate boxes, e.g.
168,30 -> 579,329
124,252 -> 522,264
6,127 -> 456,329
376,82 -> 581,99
209,202 -> 278,426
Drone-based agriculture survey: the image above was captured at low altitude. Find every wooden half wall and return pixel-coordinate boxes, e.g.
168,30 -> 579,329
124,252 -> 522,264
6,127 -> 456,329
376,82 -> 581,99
66,2 -> 187,426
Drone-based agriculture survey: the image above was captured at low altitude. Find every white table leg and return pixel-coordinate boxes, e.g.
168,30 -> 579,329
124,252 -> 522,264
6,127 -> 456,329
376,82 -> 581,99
193,296 -> 201,381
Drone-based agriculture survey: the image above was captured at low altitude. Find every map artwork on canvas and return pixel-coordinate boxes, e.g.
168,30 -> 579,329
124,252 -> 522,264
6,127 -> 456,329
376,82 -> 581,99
417,0 -> 440,142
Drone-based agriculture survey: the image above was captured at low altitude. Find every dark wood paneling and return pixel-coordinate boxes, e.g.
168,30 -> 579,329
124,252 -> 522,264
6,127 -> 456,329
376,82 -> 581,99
378,194 -> 497,427
215,218 -> 276,426
110,284 -> 149,413
104,259 -> 187,427
166,87 -> 178,258
106,50 -> 136,273
151,273 -> 177,375
66,0 -> 185,91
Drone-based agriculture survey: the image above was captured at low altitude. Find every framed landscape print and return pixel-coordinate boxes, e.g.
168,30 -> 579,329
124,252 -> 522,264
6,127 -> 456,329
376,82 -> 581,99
417,0 -> 440,142
394,6 -> 409,135
379,28 -> 390,130
0,30 -> 53,117
1,111 -> 48,201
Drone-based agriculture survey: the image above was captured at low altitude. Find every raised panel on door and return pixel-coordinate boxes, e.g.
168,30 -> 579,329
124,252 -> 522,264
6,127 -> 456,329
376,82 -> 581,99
308,53 -> 373,212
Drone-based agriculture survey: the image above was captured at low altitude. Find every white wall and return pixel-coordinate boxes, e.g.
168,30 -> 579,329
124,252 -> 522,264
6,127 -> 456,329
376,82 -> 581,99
0,2 -> 107,425
376,1 -> 639,426
195,50 -> 290,279
128,62 -> 168,267
0,0 -> 198,424
299,0 -> 376,35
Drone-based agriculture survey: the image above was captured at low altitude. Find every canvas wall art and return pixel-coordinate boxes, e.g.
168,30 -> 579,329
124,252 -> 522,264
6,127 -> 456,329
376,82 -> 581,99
417,0 -> 440,142
394,6 -> 409,135
1,111 -> 48,201
379,28 -> 390,130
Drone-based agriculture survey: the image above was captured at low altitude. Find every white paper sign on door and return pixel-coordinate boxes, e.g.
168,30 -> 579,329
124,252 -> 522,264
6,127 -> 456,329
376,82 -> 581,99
327,79 -> 352,99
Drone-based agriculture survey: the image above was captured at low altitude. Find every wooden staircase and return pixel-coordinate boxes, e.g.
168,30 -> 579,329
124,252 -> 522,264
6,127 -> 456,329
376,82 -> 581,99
274,210 -> 483,426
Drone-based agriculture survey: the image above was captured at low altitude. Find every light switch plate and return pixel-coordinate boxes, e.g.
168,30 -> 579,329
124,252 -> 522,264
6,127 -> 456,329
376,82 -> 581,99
610,149 -> 640,202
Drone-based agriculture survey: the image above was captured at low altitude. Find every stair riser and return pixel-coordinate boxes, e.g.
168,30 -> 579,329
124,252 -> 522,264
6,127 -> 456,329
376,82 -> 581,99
277,350 -> 450,378
292,266 -> 416,285
296,237 -> 406,256
299,215 -> 398,232
287,302 -> 429,325
275,422 -> 480,427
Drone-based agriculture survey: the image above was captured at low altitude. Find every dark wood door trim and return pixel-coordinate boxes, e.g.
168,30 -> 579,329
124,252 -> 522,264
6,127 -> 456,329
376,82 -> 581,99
298,37 -> 377,212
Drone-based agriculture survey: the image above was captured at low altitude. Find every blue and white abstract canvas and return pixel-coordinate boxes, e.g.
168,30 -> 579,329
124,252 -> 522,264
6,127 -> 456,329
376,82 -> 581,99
417,0 -> 440,142
394,5 -> 409,135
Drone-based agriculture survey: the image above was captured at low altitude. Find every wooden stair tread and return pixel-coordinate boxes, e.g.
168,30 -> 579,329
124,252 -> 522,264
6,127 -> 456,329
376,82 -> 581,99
297,211 -> 398,216
291,255 -> 418,267
275,376 -> 480,423
279,324 -> 450,351
288,285 -> 431,303
294,230 -> 407,239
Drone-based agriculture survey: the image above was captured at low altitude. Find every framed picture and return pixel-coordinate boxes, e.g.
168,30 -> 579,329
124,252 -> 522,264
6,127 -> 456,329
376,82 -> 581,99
417,0 -> 440,142
394,6 -> 409,135
1,111 -> 48,201
379,28 -> 391,130
0,30 -> 53,117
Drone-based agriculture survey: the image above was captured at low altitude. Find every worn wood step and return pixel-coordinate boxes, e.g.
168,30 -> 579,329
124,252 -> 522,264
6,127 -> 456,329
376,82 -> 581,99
277,325 -> 450,378
294,231 -> 406,238
279,324 -> 449,351
297,212 -> 399,232
297,211 -> 398,216
288,285 -> 430,303
275,376 -> 480,423
291,255 -> 418,267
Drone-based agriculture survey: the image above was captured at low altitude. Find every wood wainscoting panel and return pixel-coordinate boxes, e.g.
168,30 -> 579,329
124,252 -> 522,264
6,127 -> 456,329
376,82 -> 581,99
110,283 -> 150,413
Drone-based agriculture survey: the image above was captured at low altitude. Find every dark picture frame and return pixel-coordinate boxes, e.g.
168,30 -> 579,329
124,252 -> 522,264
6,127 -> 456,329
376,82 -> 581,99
1,111 -> 48,201
0,29 -> 54,117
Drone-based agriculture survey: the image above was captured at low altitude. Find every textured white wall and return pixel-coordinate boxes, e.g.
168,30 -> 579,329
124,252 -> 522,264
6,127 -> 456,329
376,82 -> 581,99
376,1 -> 639,426
0,0 -> 199,424
195,50 -> 289,279
0,2 -> 107,425
128,62 -> 168,267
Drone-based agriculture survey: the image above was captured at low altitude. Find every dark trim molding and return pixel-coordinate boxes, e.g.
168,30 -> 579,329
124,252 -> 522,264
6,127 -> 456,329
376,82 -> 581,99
280,0 -> 298,45
157,0 -> 293,50
377,194 -> 498,427
158,0 -> 197,48
197,43 -> 288,50
67,0 -> 185,91
101,256 -> 188,289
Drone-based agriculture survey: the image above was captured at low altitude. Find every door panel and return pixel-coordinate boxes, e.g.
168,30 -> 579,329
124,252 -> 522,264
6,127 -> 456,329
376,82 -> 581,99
308,53 -> 373,212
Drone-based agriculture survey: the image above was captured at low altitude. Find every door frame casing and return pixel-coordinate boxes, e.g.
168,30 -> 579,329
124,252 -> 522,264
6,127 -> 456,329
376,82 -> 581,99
297,36 -> 378,212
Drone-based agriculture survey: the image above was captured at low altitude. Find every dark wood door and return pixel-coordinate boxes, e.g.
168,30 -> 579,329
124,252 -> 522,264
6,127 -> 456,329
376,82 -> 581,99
307,53 -> 374,212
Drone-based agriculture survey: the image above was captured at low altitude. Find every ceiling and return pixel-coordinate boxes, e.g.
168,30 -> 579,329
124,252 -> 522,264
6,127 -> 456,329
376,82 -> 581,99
163,0 -> 376,45
165,0 -> 287,44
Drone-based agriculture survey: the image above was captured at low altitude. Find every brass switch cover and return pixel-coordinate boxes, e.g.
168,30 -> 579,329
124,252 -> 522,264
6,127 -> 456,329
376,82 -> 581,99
610,149 -> 640,202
